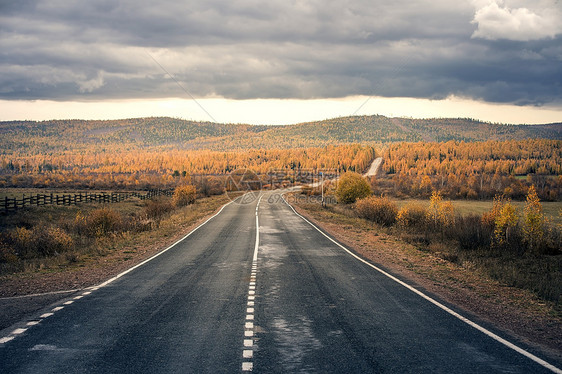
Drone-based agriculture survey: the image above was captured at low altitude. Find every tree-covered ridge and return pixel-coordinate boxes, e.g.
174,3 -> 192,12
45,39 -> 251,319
1,115 -> 561,192
2,115 -> 560,155
395,118 -> 562,142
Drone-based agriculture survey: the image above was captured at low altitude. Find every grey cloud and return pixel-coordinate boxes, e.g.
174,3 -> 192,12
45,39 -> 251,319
0,0 -> 561,107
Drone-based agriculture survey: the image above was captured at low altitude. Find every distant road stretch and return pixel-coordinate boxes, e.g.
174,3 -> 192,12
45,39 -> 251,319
1,191 -> 560,373
363,156 -> 383,177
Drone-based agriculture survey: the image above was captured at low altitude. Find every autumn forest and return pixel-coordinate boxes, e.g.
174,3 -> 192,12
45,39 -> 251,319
1,115 -> 561,306
1,116 -> 561,201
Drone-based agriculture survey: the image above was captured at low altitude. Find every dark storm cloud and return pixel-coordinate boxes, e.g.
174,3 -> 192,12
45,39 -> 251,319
0,0 -> 561,105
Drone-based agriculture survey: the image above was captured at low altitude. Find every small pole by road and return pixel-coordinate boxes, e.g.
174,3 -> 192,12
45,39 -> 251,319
320,172 -> 325,207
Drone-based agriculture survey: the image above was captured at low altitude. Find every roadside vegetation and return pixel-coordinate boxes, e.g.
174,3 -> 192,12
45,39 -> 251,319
299,180 -> 561,307
1,117 -> 560,309
0,185 -> 228,276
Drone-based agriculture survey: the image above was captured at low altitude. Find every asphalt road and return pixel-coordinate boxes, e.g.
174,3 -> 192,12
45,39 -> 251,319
0,191 -> 560,373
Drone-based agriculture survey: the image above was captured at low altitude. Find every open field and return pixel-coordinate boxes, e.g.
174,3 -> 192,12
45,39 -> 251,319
393,198 -> 562,226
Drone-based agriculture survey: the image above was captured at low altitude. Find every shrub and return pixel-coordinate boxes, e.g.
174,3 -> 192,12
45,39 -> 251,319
35,226 -> 74,256
0,237 -> 18,263
8,226 -> 73,258
451,214 -> 491,250
522,185 -> 546,254
482,194 -> 509,228
396,203 -> 427,228
87,207 -> 123,237
492,201 -> 519,249
9,227 -> 34,258
426,191 -> 455,229
335,172 -> 371,204
355,195 -> 398,226
72,211 -> 89,236
173,185 -> 197,207
300,185 -> 313,196
144,198 -> 174,220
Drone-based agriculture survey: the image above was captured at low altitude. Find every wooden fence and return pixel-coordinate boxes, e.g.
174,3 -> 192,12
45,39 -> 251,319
1,189 -> 174,213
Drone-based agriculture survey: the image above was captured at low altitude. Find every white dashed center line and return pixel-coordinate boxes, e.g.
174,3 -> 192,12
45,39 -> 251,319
242,194 -> 263,372
1,198 -> 240,348
0,289 -> 94,346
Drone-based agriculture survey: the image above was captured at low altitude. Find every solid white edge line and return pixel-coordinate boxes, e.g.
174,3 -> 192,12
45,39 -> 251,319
94,196 -> 238,289
282,195 -> 562,374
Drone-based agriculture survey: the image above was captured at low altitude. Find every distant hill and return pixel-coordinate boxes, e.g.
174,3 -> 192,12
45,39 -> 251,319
261,116 -> 562,145
1,115 -> 560,153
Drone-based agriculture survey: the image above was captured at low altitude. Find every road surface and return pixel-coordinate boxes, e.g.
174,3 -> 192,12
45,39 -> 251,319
363,157 -> 383,177
1,192 -> 560,373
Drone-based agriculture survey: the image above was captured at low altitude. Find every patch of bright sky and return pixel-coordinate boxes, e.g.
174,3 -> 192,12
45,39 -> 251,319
0,96 -> 560,125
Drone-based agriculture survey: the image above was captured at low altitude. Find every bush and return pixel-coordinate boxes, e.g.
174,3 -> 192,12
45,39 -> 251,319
355,195 -> 398,226
144,198 -> 174,220
522,185 -> 546,254
87,207 -> 123,237
450,214 -> 491,250
35,226 -> 73,256
335,172 -> 371,204
482,194 -> 509,228
426,191 -> 455,230
173,185 -> 197,207
300,185 -> 313,196
72,211 -> 89,236
9,227 -> 34,258
7,226 -> 73,258
0,240 -> 18,263
396,203 -> 427,228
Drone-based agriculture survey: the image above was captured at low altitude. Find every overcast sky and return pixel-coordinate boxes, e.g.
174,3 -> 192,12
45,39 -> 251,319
1,0 -> 561,124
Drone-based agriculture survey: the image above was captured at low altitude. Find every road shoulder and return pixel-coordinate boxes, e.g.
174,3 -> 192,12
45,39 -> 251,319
291,201 -> 562,362
0,194 -> 234,331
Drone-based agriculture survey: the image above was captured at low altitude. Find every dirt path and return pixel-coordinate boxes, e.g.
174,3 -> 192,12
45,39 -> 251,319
363,157 -> 383,177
